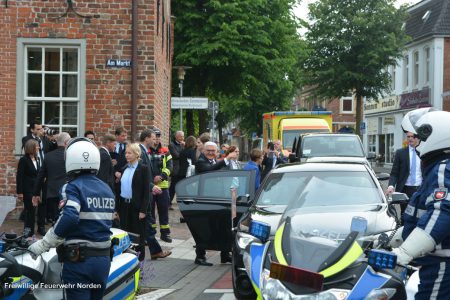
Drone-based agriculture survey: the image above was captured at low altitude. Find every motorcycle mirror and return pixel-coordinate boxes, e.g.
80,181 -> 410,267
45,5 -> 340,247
351,216 -> 368,234
376,173 -> 390,181
0,252 -> 22,278
389,192 -> 409,205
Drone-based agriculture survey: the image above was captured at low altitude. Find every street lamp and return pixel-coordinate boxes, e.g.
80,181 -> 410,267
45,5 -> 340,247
174,66 -> 191,131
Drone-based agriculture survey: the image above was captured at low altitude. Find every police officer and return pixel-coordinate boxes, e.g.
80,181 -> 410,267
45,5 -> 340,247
29,138 -> 115,299
149,127 -> 173,243
391,108 -> 450,299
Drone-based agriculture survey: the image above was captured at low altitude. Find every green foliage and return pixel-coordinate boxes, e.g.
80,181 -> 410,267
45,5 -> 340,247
172,0 -> 305,135
303,0 -> 409,134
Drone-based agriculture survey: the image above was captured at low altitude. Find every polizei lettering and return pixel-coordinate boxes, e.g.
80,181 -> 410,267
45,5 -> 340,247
87,197 -> 115,209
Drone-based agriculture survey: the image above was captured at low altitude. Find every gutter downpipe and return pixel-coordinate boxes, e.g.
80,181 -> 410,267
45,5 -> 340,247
131,0 -> 138,141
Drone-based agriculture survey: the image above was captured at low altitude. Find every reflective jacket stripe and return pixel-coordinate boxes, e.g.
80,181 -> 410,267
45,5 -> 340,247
79,212 -> 113,220
66,200 -> 81,212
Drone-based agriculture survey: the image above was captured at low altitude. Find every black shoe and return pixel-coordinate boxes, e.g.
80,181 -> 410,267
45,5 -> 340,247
221,254 -> 232,264
37,227 -> 46,236
195,257 -> 213,266
160,235 -> 172,243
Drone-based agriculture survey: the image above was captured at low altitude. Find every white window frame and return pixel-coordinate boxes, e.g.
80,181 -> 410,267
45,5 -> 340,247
340,96 -> 354,114
390,65 -> 396,91
413,51 -> 419,88
403,54 -> 409,90
424,46 -> 430,85
16,38 -> 86,154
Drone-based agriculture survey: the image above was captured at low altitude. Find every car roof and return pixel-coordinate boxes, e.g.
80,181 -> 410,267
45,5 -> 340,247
302,133 -> 360,138
273,162 -> 368,173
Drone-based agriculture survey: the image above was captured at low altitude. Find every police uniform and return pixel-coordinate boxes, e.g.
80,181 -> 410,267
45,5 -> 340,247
55,174 -> 115,299
402,156 -> 450,299
149,145 -> 172,238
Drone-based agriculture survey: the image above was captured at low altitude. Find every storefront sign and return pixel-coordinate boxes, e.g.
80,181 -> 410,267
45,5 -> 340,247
106,59 -> 131,68
384,116 -> 395,125
367,118 -> 378,135
364,95 -> 399,114
400,87 -> 430,109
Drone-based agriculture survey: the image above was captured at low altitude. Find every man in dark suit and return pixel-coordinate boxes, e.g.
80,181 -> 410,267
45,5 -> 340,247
261,142 -> 283,179
113,127 -> 128,201
193,141 -> 237,266
168,131 -> 185,207
97,134 -> 116,193
138,129 -> 171,259
22,122 -> 56,160
386,132 -> 422,217
32,132 -> 71,233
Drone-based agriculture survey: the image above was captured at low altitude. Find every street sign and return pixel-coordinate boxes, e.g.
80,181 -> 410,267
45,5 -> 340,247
171,97 -> 208,109
207,121 -> 218,130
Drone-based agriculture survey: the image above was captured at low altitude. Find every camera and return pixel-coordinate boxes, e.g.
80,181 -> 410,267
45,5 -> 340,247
43,126 -> 57,136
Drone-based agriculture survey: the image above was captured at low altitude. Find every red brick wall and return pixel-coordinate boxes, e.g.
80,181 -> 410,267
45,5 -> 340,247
443,38 -> 450,112
0,0 -> 172,196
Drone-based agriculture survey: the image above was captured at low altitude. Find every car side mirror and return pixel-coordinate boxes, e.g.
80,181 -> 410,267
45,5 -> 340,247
389,192 -> 409,205
237,194 -> 251,204
367,152 -> 376,160
376,173 -> 390,181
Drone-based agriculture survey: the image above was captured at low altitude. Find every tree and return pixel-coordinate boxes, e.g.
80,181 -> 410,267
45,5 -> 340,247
172,0 -> 304,137
303,0 -> 409,135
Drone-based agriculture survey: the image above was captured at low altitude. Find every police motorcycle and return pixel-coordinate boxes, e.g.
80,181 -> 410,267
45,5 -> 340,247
242,192 -> 419,300
0,201 -> 140,300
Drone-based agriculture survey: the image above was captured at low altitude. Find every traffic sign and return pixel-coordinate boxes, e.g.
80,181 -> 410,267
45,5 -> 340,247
171,97 -> 208,109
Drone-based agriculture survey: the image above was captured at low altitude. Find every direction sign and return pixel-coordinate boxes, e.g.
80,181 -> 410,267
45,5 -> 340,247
171,97 -> 208,109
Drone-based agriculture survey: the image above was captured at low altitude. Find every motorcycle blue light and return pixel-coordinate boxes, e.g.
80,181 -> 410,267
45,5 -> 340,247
249,220 -> 270,242
0,240 -> 4,253
368,249 -> 397,269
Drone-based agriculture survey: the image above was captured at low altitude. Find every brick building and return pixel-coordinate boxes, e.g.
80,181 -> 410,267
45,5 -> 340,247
292,86 -> 357,133
0,0 -> 173,197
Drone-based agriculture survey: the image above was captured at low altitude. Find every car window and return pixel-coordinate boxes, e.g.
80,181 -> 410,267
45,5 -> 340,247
176,178 -> 199,197
258,171 -> 381,207
257,173 -> 309,206
302,136 -> 364,157
201,175 -> 249,199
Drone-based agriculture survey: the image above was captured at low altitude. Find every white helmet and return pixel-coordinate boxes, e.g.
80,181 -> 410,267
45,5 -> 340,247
65,137 -> 100,175
414,111 -> 450,160
401,107 -> 437,134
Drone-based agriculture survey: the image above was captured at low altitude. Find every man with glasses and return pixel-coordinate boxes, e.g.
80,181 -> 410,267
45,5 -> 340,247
193,141 -> 237,265
386,131 -> 422,219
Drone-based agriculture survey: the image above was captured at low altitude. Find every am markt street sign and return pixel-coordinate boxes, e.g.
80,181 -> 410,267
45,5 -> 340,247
171,97 -> 208,109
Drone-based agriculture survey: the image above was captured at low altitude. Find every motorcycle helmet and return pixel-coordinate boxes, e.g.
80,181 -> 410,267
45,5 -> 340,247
413,111 -> 450,160
65,137 -> 100,175
401,107 -> 437,134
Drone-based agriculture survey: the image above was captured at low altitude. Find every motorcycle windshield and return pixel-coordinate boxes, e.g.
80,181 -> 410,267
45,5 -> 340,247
275,171 -> 390,272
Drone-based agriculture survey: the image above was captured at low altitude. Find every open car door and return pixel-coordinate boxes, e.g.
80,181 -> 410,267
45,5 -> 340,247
176,170 -> 256,251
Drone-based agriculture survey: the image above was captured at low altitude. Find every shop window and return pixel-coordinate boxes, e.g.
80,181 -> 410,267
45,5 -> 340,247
368,135 -> 376,154
24,46 -> 81,137
385,133 -> 394,163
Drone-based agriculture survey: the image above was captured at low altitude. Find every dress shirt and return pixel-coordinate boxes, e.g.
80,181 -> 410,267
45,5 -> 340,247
405,146 -> 422,186
120,161 -> 138,199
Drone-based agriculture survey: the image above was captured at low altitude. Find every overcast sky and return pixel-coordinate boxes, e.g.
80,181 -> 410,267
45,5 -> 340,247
294,0 -> 422,26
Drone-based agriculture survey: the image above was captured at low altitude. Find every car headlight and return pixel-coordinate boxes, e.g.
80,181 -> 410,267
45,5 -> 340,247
237,232 -> 260,249
260,271 -> 349,300
364,288 -> 396,300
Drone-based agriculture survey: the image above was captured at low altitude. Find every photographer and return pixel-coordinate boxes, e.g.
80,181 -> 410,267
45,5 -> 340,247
261,141 -> 283,179
43,126 -> 58,152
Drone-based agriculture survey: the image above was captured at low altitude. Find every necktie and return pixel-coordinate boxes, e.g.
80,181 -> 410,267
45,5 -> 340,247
36,138 -> 44,160
410,148 -> 416,185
